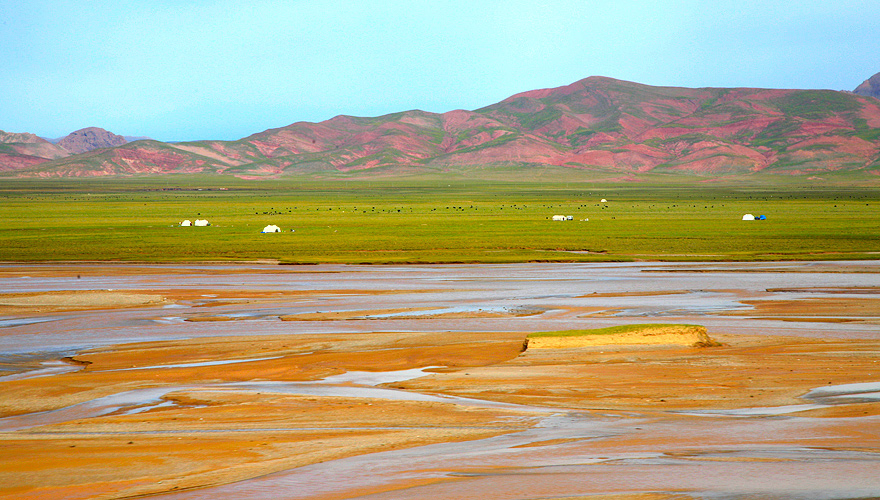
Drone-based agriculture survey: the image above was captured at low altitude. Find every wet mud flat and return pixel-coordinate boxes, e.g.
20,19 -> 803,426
0,261 -> 879,500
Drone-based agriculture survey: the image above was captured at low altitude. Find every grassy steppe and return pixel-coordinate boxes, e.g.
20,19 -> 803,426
1,178 -> 878,263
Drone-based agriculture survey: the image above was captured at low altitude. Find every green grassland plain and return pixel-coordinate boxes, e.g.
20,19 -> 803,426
1,177 -> 878,263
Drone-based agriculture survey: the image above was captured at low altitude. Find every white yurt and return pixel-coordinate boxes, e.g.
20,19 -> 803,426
742,214 -> 755,221
600,199 -> 608,203
180,219 -> 192,226
194,219 -> 210,226
261,224 -> 281,233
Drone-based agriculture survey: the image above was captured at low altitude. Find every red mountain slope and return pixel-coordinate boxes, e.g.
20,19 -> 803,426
0,131 -> 70,172
8,77 -> 880,178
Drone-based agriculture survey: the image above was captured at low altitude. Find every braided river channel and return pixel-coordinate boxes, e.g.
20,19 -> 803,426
1,261 -> 879,500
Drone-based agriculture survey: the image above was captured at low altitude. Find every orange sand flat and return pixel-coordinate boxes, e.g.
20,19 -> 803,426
0,331 -> 534,500
2,401 -> 524,500
0,291 -> 169,314
396,334 -> 880,412
0,288 -> 441,316
4,329 -> 878,499
716,296 -> 880,326
2,264 -> 879,500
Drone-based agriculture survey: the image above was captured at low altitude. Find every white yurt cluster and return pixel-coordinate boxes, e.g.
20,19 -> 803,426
180,219 -> 210,226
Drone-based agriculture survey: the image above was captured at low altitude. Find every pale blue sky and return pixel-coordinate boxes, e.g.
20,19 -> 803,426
2,0 -> 878,142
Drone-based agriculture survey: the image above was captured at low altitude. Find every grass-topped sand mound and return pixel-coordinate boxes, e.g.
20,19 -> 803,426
526,324 -> 719,349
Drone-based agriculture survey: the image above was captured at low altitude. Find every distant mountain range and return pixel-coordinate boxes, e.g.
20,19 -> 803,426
3,76 -> 880,179
0,127 -> 132,172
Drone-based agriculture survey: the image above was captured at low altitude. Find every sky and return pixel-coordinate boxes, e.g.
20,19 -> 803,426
2,0 -> 878,142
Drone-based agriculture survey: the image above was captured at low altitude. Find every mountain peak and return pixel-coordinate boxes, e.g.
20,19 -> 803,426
57,127 -> 128,154
0,130 -> 49,144
500,76 -> 615,101
854,72 -> 880,99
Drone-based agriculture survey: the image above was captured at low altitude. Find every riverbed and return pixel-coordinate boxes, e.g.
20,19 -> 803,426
1,261 -> 878,499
